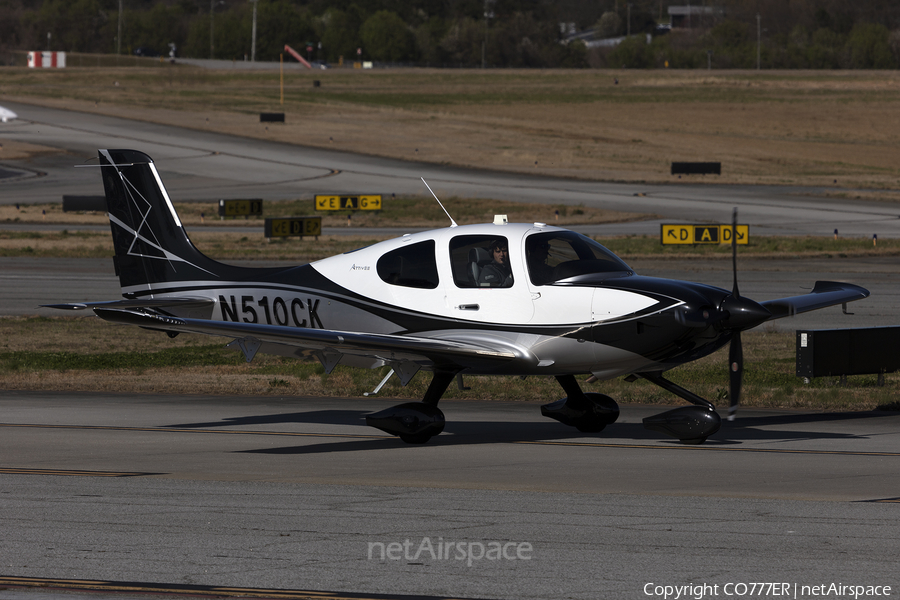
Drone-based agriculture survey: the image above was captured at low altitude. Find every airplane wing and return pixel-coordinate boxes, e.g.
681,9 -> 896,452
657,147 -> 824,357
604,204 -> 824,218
41,297 -> 215,311
760,281 -> 869,320
92,308 -> 520,380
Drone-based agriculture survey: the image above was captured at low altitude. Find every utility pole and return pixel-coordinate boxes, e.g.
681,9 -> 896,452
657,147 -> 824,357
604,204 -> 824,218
117,0 -> 123,55
210,0 -> 214,59
251,0 -> 258,61
482,0 -> 494,68
627,3 -> 632,37
756,13 -> 761,69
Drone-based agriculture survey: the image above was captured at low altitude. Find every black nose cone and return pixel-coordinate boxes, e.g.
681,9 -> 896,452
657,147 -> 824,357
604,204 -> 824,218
721,295 -> 771,331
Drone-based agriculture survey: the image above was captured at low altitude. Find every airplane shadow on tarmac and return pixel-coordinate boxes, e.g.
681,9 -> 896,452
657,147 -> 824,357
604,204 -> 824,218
163,408 -> 896,455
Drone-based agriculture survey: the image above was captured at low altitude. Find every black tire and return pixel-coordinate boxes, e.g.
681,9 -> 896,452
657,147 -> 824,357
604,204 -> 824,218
679,436 -> 707,445
399,433 -> 432,444
584,392 -> 620,425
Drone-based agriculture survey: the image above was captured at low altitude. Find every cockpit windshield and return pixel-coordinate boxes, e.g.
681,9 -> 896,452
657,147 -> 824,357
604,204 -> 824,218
525,231 -> 632,285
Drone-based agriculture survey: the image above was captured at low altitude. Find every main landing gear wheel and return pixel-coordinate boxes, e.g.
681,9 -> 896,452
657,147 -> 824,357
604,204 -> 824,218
642,406 -> 721,445
365,402 -> 446,444
576,393 -> 620,432
365,371 -> 457,444
678,436 -> 707,445
541,390 -> 620,433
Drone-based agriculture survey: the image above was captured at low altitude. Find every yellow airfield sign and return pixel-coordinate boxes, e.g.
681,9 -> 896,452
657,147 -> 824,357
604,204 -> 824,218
265,216 -> 322,238
661,224 -> 749,245
315,195 -> 382,211
218,199 -> 263,218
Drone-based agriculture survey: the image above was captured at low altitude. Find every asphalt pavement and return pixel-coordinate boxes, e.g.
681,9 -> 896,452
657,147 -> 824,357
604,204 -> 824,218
1,392 -> 898,600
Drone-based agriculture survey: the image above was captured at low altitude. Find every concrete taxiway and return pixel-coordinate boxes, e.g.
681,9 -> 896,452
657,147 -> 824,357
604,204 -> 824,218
1,392 -> 899,600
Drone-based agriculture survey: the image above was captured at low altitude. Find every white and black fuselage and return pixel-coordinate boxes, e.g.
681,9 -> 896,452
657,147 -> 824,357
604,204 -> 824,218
127,222 -> 739,380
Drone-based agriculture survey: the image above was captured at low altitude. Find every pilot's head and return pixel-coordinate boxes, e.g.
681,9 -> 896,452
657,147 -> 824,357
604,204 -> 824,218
490,240 -> 509,266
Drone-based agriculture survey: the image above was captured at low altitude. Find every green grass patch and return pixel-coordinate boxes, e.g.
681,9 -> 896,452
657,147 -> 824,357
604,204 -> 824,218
0,345 -> 243,372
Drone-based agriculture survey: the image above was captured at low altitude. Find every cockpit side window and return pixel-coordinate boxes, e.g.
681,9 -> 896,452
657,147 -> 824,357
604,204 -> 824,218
376,240 -> 439,289
450,235 -> 514,288
526,232 -> 631,285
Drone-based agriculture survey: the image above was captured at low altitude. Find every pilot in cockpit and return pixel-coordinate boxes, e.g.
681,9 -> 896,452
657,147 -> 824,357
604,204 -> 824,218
477,240 -> 513,287
527,239 -> 553,285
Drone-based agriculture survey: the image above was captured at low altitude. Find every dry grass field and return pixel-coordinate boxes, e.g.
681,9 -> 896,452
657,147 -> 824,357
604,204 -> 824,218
4,65 -> 900,191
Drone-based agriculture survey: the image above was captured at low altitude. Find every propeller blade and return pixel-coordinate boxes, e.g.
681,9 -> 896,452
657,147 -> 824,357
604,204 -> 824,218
728,331 -> 743,421
720,206 -> 772,331
731,207 -> 739,298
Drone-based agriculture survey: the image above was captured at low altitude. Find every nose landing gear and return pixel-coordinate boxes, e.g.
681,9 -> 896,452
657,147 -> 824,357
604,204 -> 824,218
542,373 -> 722,444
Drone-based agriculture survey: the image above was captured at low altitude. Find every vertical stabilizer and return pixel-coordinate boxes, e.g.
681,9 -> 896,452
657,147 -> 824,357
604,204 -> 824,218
99,149 -> 220,294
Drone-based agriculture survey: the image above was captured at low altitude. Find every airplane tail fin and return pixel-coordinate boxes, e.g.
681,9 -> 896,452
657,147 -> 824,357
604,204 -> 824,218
98,149 -> 222,294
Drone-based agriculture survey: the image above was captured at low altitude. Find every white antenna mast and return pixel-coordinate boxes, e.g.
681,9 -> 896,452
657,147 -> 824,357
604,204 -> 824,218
421,177 -> 457,228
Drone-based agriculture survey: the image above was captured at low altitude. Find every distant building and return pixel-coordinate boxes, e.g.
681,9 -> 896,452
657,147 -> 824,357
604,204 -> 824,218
668,5 -> 725,29
559,22 -> 577,37
560,26 -> 655,50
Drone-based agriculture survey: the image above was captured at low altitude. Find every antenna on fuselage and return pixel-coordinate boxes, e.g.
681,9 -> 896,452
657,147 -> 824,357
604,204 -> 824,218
421,178 -> 457,228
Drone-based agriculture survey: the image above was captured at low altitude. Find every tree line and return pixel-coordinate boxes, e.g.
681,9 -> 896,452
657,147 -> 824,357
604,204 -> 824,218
1,0 -> 899,69
600,0 -> 900,69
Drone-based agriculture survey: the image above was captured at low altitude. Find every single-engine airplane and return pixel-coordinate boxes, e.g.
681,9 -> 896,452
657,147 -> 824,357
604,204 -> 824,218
46,150 -> 870,444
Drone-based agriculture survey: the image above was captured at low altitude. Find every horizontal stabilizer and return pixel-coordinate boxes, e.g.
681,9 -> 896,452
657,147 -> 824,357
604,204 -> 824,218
42,297 -> 215,311
760,281 -> 869,320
